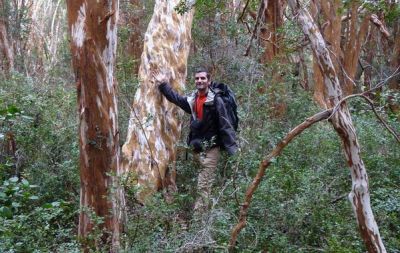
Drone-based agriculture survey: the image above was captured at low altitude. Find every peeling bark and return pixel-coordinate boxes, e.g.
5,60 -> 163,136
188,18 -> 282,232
287,0 -> 386,251
312,0 -> 341,108
66,0 -> 124,251
121,0 -> 195,201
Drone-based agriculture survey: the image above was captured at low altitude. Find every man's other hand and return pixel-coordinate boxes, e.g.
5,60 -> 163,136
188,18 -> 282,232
152,69 -> 170,86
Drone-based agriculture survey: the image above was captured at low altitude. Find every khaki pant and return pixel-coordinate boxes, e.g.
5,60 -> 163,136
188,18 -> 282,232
193,147 -> 220,215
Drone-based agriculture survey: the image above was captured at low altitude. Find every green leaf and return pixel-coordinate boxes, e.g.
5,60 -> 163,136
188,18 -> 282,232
0,206 -> 13,218
51,201 -> 61,207
0,192 -> 6,199
43,203 -> 53,209
21,179 -> 29,186
12,202 -> 20,208
9,177 -> 19,183
28,195 -> 39,200
21,115 -> 34,120
7,105 -> 21,114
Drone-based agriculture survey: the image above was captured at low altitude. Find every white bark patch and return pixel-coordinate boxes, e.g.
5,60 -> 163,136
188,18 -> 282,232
96,96 -> 103,117
108,129 -> 113,148
72,3 -> 86,48
137,129 -> 148,146
96,71 -> 105,99
110,107 -> 116,133
103,19 -> 117,93
80,118 -> 89,168
154,138 -> 165,152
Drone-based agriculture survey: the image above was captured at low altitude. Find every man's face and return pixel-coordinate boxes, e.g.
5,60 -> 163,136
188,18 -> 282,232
195,72 -> 210,93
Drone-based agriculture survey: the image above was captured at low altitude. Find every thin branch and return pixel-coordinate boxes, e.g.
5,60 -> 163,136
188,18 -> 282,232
326,66 -> 400,114
244,0 -> 265,56
237,0 -> 251,22
229,109 -> 333,251
330,194 -> 347,204
328,93 -> 400,144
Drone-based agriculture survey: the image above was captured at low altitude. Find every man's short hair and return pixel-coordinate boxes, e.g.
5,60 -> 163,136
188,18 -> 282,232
195,67 -> 210,80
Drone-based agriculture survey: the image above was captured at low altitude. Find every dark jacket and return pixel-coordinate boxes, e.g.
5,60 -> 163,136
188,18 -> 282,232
159,82 -> 237,155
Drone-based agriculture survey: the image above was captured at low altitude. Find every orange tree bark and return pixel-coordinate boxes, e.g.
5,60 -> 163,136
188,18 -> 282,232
259,0 -> 288,118
121,0 -> 145,74
342,1 -> 370,95
260,0 -> 285,63
66,1 -> 124,251
121,0 -> 195,201
312,0 -> 371,104
287,0 -> 386,251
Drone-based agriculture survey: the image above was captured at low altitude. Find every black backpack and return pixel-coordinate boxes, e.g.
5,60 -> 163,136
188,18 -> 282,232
211,82 -> 239,131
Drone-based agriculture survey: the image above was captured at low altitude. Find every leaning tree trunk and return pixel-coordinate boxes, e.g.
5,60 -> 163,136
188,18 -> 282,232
287,1 -> 386,252
66,1 -> 124,251
121,0 -> 195,201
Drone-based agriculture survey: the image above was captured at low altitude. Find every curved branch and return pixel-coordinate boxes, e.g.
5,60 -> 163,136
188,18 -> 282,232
229,109 -> 332,251
328,93 -> 400,144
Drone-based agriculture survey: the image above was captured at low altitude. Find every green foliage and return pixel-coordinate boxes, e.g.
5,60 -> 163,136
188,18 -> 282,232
0,177 -> 79,252
0,177 -> 39,219
0,48 -> 80,251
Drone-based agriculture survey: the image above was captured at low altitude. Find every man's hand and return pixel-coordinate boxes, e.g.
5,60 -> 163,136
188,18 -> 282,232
152,69 -> 170,86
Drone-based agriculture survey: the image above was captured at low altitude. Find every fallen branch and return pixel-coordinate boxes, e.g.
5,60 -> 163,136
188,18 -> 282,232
229,109 -> 332,251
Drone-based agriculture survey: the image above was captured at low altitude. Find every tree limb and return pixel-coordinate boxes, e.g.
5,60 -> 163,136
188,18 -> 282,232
328,93 -> 400,144
229,109 -> 333,251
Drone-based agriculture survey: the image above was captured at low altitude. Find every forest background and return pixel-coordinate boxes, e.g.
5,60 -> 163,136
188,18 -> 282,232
0,0 -> 399,252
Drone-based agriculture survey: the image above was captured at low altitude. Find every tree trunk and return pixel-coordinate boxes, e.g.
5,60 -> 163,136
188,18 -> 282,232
287,0 -> 386,252
0,0 -> 14,73
121,0 -> 195,201
259,0 -> 288,118
66,1 -> 124,251
389,13 -> 400,115
260,0 -> 285,63
124,0 -> 145,75
342,1 -> 370,95
312,0 -> 342,108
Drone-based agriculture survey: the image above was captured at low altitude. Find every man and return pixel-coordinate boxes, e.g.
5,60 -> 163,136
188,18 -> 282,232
154,68 -> 237,215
